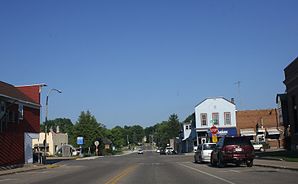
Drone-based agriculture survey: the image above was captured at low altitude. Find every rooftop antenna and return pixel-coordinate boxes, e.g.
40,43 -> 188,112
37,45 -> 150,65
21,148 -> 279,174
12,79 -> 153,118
234,81 -> 242,110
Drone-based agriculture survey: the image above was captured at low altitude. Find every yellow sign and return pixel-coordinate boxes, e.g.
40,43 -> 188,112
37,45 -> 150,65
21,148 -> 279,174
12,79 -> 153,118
212,135 -> 218,143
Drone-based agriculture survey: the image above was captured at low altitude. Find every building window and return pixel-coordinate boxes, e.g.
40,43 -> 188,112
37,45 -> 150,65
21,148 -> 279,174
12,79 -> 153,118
189,124 -> 191,129
212,113 -> 219,125
18,104 -> 24,120
201,113 -> 207,126
224,112 -> 231,125
185,125 -> 189,130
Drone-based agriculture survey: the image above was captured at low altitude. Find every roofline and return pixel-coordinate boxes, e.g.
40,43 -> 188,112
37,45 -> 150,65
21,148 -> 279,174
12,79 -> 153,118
194,97 -> 234,107
15,83 -> 47,87
0,94 -> 40,108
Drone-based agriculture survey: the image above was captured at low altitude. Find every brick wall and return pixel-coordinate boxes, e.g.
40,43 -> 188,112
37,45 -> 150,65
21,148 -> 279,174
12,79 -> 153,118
0,132 -> 24,166
236,109 -> 279,133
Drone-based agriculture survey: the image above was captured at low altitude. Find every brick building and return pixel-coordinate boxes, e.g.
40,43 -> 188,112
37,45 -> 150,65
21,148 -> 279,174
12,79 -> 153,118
0,81 -> 44,166
284,57 -> 298,150
236,109 -> 283,149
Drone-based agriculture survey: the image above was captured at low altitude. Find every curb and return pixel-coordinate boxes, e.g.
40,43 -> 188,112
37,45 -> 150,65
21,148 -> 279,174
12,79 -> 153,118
0,166 -> 47,176
254,164 -> 298,171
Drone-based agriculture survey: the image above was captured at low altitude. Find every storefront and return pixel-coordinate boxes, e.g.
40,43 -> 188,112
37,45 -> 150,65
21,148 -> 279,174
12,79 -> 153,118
196,127 -> 238,144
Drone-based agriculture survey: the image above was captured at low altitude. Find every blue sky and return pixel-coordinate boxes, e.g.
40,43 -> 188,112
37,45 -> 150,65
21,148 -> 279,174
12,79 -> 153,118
1,0 -> 297,128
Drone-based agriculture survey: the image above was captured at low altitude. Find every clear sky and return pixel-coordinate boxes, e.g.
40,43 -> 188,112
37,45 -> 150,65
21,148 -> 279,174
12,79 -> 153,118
1,0 -> 297,128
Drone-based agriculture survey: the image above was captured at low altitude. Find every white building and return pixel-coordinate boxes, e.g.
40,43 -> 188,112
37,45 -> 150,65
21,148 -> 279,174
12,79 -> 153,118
195,97 -> 237,144
32,130 -> 68,156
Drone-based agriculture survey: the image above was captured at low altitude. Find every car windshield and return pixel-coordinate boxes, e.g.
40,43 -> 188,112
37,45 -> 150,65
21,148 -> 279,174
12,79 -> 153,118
203,144 -> 216,150
224,137 -> 252,146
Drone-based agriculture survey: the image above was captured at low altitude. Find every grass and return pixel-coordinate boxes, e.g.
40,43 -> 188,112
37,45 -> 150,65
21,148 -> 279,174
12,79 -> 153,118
256,150 -> 298,162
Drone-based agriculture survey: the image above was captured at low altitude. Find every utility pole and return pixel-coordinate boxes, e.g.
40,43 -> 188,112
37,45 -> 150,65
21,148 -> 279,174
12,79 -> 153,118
43,88 -> 62,164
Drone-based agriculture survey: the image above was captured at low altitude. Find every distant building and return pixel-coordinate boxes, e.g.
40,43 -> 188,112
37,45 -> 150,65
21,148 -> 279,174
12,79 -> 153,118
283,57 -> 298,150
0,81 -> 44,166
181,114 -> 197,153
32,128 -> 68,156
236,109 -> 283,149
195,97 -> 237,144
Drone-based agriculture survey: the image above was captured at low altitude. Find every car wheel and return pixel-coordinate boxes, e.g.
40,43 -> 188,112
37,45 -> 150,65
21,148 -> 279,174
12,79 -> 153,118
235,162 -> 241,167
210,156 -> 216,167
246,160 -> 253,167
217,154 -> 225,168
198,156 -> 202,164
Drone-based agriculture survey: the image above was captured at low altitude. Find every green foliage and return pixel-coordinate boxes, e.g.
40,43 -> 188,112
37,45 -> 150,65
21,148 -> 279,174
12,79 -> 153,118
72,111 -> 106,149
106,126 -> 126,149
153,114 -> 181,147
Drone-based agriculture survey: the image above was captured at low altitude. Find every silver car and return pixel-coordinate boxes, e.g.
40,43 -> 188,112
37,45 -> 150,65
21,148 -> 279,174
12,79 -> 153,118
194,143 -> 216,163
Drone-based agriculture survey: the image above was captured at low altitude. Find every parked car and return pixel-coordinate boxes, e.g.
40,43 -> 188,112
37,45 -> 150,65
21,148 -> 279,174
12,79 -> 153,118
165,147 -> 174,155
252,142 -> 265,152
138,149 -> 144,154
159,148 -> 166,155
194,143 -> 216,163
210,136 -> 255,168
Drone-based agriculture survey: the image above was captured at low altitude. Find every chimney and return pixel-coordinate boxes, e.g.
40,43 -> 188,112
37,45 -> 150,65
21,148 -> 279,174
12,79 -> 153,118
56,126 -> 60,133
231,98 -> 235,104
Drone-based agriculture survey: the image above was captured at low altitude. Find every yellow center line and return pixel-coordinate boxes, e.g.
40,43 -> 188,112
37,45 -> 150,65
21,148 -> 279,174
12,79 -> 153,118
104,165 -> 138,184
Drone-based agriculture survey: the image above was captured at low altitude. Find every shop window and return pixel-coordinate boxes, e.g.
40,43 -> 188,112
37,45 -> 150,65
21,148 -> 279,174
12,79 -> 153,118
224,112 -> 231,125
200,113 -> 207,126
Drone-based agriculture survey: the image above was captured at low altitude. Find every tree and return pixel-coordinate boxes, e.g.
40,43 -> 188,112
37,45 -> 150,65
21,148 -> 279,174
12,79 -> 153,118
167,113 -> 181,139
144,126 -> 155,143
153,114 -> 181,147
108,126 -> 126,149
72,111 -> 106,149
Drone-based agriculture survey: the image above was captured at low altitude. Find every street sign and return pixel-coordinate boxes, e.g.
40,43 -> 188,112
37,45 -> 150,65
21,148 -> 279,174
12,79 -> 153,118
212,135 -> 218,143
94,141 -> 99,146
77,137 -> 84,145
210,125 -> 218,134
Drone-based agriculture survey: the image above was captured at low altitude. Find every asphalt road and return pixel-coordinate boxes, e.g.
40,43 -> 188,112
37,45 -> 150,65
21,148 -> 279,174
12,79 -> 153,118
0,151 -> 297,184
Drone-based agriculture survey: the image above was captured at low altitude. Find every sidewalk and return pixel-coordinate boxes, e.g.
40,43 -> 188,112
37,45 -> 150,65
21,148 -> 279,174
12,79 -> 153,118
0,164 -> 47,176
254,158 -> 298,171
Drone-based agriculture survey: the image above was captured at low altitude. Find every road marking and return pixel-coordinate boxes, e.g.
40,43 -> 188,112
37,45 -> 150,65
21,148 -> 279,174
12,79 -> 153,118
0,179 -> 17,182
179,163 -> 236,184
229,170 -> 241,173
104,165 -> 138,184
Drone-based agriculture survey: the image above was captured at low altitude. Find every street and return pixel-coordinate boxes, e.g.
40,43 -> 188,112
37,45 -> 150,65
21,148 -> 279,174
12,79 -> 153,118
0,151 -> 297,184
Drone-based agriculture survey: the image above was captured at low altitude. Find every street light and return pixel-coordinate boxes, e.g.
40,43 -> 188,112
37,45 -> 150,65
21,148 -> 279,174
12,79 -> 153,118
43,88 -> 62,164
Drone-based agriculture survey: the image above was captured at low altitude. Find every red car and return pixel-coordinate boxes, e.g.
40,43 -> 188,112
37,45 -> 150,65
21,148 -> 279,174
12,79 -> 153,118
210,136 -> 255,168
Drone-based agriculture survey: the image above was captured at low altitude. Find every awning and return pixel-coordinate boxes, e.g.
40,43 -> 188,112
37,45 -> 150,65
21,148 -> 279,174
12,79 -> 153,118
240,128 -> 256,136
267,128 -> 281,135
196,129 -> 208,133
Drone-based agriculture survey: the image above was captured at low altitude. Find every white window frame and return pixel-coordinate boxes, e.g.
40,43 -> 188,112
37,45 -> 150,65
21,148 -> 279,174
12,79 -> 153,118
224,112 -> 231,125
212,112 -> 219,125
201,113 -> 207,126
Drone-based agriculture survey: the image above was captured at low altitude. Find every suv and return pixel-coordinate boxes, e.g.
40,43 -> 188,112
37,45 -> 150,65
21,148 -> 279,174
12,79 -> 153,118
210,136 -> 255,168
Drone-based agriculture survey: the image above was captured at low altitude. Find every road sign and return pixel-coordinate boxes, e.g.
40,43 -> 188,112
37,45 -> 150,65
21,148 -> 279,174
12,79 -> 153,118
212,135 -> 218,143
77,137 -> 84,145
210,125 -> 218,134
94,141 -> 99,146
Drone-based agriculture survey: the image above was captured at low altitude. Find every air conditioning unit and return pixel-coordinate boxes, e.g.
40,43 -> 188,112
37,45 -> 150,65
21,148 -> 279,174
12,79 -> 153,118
0,101 -> 6,120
